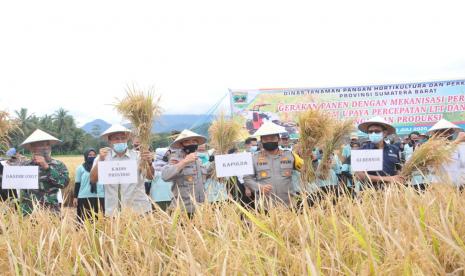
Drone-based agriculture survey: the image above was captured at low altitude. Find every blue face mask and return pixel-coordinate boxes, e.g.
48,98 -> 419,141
249,146 -> 258,152
113,142 -> 128,153
368,133 -> 384,144
198,153 -> 209,164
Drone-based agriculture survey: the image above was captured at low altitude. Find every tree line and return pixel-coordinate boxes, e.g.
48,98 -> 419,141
8,108 -> 211,155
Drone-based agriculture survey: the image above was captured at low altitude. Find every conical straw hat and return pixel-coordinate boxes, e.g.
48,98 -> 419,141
170,129 -> 207,149
20,129 -> 61,148
427,119 -> 461,134
358,116 -> 396,135
253,121 -> 287,137
100,124 -> 131,140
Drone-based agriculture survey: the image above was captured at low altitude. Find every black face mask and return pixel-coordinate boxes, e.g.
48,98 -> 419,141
86,156 -> 96,165
262,142 -> 279,151
183,144 -> 198,154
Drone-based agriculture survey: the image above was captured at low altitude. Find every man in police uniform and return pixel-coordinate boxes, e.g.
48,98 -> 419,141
355,116 -> 403,189
161,129 -> 209,217
244,122 -> 302,208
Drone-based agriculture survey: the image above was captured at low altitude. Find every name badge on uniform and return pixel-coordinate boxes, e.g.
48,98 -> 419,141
260,171 -> 268,178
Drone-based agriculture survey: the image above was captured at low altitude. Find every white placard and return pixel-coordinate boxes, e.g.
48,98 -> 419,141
351,149 -> 383,172
215,152 -> 254,177
98,160 -> 138,185
2,166 -> 39,189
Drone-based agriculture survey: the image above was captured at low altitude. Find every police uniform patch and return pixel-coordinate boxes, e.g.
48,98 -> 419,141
283,170 -> 291,177
186,176 -> 194,182
260,171 -> 268,178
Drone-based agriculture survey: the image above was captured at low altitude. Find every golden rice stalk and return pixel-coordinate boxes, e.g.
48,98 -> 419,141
400,135 -> 460,179
0,111 -> 20,152
114,86 -> 162,176
297,109 -> 333,183
318,118 -> 355,180
208,112 -> 242,182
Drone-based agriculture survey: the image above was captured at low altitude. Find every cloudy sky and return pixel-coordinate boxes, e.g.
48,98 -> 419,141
0,0 -> 464,126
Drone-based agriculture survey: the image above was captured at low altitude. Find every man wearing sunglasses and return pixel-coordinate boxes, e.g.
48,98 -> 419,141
355,116 -> 403,190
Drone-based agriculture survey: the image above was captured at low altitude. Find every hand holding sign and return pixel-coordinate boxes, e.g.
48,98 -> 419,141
99,147 -> 111,161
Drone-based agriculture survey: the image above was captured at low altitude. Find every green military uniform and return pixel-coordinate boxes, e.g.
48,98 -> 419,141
20,159 -> 69,215
244,149 -> 296,207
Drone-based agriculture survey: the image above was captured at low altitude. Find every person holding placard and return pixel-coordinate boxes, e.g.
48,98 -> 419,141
243,122 -> 303,209
355,117 -> 403,190
73,148 -> 105,222
90,124 -> 154,216
0,148 -> 22,201
161,129 -> 210,217
234,137 -> 257,208
200,144 -> 228,203
18,129 -> 70,215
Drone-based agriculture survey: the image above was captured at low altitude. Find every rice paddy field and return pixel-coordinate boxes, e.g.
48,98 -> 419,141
1,155 -> 465,275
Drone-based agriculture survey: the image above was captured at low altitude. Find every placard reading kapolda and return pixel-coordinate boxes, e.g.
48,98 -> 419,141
2,166 -> 39,189
351,149 -> 383,172
98,160 -> 138,185
215,152 -> 254,177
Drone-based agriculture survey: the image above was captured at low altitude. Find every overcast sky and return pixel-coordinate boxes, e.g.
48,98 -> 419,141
1,0 -> 464,126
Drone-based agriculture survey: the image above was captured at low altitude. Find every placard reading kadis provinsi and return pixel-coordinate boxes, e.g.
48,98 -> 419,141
351,149 -> 383,172
2,166 -> 39,189
215,152 -> 254,177
98,160 -> 138,185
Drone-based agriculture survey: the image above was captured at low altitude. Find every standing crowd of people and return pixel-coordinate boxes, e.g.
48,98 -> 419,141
0,116 -> 464,221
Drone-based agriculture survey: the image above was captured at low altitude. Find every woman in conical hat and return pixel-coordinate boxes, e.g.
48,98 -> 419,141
19,129 -> 69,215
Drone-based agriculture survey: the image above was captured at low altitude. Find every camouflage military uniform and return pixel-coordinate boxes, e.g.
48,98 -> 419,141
20,159 -> 69,215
